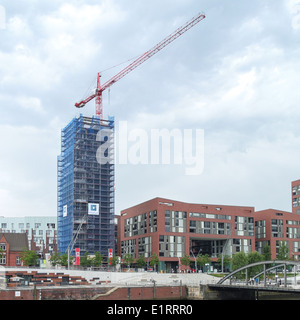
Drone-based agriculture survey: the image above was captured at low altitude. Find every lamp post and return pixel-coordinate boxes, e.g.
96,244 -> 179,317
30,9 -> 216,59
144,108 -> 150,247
190,250 -> 198,273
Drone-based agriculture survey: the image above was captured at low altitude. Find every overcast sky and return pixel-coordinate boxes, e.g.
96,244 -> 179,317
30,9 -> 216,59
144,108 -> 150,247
1,0 -> 300,217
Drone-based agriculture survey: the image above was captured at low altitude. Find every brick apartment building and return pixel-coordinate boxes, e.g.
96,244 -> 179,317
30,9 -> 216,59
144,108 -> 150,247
120,197 -> 255,272
292,179 -> 300,214
0,233 -> 29,267
254,179 -> 300,260
255,209 -> 300,260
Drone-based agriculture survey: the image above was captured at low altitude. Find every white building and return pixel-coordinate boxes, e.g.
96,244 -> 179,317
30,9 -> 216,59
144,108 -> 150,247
0,216 -> 56,255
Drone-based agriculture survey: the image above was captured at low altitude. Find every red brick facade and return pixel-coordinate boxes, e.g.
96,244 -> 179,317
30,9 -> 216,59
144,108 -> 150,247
0,233 -> 28,267
0,285 -> 186,300
292,179 -> 300,214
120,197 -> 255,272
255,209 -> 300,260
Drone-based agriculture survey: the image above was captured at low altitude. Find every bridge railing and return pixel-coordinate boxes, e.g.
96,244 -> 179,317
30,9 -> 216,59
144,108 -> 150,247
218,260 -> 300,287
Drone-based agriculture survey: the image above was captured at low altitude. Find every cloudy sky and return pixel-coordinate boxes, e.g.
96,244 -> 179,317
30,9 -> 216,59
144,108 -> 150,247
0,0 -> 300,217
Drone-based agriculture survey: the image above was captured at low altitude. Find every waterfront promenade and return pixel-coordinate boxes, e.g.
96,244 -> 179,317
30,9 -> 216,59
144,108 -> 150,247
1,267 -> 219,287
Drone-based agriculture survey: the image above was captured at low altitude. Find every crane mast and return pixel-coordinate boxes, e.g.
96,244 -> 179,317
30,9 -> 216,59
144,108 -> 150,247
75,12 -> 206,119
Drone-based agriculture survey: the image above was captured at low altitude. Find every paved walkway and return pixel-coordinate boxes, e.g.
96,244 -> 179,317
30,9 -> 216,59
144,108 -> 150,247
113,272 -> 220,286
2,267 -> 220,287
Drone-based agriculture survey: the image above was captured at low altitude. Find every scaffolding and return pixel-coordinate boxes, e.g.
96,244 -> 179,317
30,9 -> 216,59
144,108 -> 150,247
57,114 -> 115,257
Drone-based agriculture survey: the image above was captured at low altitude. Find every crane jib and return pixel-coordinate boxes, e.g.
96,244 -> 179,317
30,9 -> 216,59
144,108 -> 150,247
74,12 -> 206,115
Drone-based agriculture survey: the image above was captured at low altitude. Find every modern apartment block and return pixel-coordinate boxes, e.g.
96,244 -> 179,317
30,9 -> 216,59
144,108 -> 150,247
0,216 -> 56,256
57,115 -> 115,257
292,179 -> 300,214
255,209 -> 300,260
120,197 -> 255,272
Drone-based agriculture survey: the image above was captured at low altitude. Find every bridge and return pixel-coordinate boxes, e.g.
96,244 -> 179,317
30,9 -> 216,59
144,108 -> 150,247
205,260 -> 300,300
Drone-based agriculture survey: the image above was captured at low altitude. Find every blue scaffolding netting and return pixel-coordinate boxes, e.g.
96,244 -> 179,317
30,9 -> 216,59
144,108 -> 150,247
57,114 -> 115,257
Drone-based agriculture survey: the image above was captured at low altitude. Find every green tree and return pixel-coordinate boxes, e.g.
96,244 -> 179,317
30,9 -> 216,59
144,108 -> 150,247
247,251 -> 264,277
231,251 -> 247,279
20,250 -> 39,266
136,255 -> 146,268
181,254 -> 191,269
277,241 -> 289,260
59,253 -> 73,267
217,254 -> 231,272
263,244 -> 272,261
197,254 -> 211,272
49,252 -> 60,267
92,252 -> 103,267
123,253 -> 134,268
80,252 -> 91,268
109,255 -> 119,267
149,253 -> 159,272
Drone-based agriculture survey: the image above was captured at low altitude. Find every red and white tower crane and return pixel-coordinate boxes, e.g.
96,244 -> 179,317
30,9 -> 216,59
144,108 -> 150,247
75,12 -> 206,119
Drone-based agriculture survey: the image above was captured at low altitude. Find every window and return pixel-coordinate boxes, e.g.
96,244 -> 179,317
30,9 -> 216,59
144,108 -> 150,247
235,216 -> 254,236
0,255 -> 6,265
271,219 -> 283,238
206,214 -> 215,219
255,220 -> 266,239
159,235 -> 185,258
164,210 -> 187,233
124,213 -> 148,237
16,256 -> 21,265
204,222 -> 211,228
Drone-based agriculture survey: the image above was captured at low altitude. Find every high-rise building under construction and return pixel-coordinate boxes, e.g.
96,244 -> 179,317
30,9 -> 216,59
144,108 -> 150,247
57,115 -> 115,258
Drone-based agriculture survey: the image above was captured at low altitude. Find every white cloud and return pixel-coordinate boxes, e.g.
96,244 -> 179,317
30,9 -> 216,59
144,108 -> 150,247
286,0 -> 300,29
0,1 -> 125,92
37,1 -> 125,69
221,69 -> 256,103
1,1 -> 300,218
7,15 -> 32,37
16,96 -> 45,114
0,123 -> 59,216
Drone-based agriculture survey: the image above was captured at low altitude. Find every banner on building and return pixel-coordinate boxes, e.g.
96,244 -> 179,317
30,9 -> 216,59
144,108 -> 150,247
75,248 -> 80,266
88,203 -> 99,215
63,205 -> 68,217
108,248 -> 113,265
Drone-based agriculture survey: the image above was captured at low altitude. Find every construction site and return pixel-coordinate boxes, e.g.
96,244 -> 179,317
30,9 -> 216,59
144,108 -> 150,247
57,12 -> 206,260
57,115 -> 115,257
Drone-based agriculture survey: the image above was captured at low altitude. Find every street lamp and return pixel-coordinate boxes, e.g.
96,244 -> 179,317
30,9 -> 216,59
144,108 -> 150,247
190,250 -> 197,273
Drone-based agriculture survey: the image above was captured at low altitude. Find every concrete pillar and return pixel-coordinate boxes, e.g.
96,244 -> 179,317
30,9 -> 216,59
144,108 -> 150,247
284,264 -> 287,288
